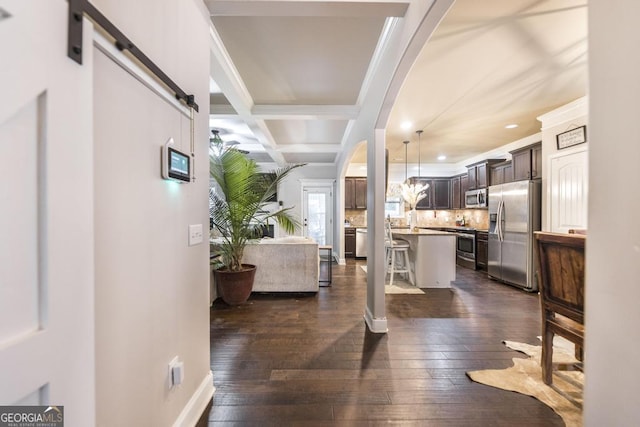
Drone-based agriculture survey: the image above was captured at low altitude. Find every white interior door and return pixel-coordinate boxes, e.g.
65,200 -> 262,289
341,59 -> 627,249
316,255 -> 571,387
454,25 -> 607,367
0,1 -> 95,423
302,186 -> 333,246
549,149 -> 589,233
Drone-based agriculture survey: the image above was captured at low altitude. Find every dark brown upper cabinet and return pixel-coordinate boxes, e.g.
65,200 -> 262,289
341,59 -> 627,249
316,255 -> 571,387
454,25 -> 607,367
460,174 -> 469,196
409,177 -> 450,210
451,175 -> 461,209
345,177 -> 367,209
490,161 -> 513,186
467,159 -> 506,189
510,142 -> 542,181
432,179 -> 451,209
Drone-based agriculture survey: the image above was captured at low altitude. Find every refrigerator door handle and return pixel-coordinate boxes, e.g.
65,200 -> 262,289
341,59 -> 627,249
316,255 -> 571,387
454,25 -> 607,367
501,199 -> 504,242
498,200 -> 504,242
495,200 -> 500,241
498,200 -> 502,242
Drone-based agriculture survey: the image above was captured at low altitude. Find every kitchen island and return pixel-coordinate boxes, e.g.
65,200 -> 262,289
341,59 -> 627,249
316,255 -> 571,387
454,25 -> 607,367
392,229 -> 456,288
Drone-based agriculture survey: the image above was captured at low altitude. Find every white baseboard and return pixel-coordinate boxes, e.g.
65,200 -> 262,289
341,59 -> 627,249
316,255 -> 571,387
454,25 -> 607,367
364,306 -> 388,333
172,370 -> 214,427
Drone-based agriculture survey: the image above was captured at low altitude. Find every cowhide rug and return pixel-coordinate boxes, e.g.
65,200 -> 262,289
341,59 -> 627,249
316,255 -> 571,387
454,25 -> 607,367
467,338 -> 583,427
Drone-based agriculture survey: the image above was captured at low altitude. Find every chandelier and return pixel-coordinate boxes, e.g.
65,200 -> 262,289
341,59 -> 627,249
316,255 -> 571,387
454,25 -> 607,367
400,131 -> 429,209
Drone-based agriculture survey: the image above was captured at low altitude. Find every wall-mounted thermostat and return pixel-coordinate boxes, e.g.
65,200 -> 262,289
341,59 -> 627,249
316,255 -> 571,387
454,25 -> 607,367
162,138 -> 191,183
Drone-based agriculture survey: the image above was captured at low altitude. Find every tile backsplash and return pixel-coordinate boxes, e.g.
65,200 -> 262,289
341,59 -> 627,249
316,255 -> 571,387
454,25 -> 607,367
420,209 -> 489,229
345,209 -> 367,227
345,208 -> 489,230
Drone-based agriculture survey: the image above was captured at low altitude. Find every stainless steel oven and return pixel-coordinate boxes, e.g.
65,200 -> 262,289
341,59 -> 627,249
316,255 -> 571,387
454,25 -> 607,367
456,230 -> 476,269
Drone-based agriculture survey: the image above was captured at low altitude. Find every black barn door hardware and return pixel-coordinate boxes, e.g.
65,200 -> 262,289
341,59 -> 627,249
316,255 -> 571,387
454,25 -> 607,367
68,0 -> 199,112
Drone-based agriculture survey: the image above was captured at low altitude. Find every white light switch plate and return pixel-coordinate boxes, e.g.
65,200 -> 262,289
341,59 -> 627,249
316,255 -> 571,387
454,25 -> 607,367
188,224 -> 203,246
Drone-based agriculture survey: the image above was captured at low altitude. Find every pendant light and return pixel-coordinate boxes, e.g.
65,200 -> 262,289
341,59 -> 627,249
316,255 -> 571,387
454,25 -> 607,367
416,130 -> 423,178
400,139 -> 428,210
403,140 -> 410,183
400,130 -> 429,213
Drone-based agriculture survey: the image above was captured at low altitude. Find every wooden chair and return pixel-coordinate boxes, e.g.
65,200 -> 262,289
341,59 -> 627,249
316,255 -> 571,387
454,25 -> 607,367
534,231 -> 586,385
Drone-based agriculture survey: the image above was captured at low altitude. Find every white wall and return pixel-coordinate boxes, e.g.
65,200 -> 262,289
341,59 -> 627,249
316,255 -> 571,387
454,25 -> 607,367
537,97 -> 588,231
276,164 -> 337,237
585,1 -> 640,425
92,0 -> 212,425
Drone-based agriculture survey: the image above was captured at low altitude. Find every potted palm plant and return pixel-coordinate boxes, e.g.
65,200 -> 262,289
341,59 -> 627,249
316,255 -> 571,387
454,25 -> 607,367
209,144 -> 304,305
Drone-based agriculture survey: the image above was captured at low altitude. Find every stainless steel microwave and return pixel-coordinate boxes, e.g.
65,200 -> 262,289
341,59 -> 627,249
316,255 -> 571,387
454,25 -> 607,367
465,188 -> 487,208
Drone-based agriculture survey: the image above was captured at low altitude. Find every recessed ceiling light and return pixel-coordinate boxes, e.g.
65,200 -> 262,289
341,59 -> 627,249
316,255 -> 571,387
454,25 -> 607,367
437,155 -> 446,161
505,124 -> 518,129
393,157 -> 404,161
401,121 -> 412,130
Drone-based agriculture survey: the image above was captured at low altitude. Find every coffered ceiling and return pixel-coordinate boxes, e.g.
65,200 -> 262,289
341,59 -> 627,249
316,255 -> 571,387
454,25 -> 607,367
206,0 -> 588,167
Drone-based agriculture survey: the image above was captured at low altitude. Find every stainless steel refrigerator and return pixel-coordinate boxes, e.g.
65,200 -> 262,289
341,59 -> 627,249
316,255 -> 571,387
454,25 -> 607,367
488,180 -> 541,291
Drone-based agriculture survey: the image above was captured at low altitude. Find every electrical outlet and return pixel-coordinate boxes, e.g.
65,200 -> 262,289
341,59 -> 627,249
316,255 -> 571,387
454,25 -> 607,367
168,356 -> 184,388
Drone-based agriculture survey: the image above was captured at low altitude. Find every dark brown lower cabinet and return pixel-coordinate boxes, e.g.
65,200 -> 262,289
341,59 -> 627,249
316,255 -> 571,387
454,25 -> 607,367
345,228 -> 356,258
476,231 -> 488,271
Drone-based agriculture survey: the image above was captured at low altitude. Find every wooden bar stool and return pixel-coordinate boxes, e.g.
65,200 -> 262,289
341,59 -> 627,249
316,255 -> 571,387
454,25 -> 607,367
385,222 -> 414,286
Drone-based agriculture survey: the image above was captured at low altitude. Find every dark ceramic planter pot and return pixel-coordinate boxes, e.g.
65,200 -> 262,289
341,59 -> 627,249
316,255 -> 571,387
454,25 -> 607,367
214,264 -> 257,305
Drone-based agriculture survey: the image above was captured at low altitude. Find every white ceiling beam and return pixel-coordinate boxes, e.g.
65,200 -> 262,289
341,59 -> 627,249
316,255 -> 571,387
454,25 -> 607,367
276,144 -> 343,153
209,104 -> 237,116
209,24 -> 287,165
252,105 -> 360,120
340,16 -> 399,147
206,1 -> 409,17
211,104 -> 360,120
208,26 -> 254,109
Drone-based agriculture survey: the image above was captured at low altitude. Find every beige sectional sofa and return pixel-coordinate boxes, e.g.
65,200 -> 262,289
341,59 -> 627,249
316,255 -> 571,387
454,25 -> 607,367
210,236 -> 319,302
243,236 -> 319,292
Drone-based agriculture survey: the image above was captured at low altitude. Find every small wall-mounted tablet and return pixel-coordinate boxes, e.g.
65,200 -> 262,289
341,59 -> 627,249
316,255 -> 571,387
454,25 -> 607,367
162,138 -> 191,183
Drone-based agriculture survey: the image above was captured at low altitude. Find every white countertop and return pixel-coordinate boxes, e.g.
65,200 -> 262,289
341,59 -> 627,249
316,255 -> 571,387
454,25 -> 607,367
392,229 -> 453,236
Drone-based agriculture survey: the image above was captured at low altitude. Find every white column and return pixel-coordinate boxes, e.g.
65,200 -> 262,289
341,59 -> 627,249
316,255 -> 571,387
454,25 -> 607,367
585,1 -> 640,425
364,129 -> 388,333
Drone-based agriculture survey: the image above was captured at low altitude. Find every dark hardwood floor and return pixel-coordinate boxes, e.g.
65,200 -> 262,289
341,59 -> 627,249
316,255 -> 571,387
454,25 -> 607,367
207,260 -> 563,426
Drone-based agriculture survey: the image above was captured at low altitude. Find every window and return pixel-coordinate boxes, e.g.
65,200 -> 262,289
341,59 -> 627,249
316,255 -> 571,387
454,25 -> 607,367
385,197 -> 404,218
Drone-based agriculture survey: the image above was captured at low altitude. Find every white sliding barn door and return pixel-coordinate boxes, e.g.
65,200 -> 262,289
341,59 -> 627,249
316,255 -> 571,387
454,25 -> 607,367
549,149 -> 588,233
0,1 -> 95,424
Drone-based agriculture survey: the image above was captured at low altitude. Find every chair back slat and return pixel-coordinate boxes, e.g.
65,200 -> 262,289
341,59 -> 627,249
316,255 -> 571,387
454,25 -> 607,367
535,231 -> 586,323
384,220 -> 392,246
